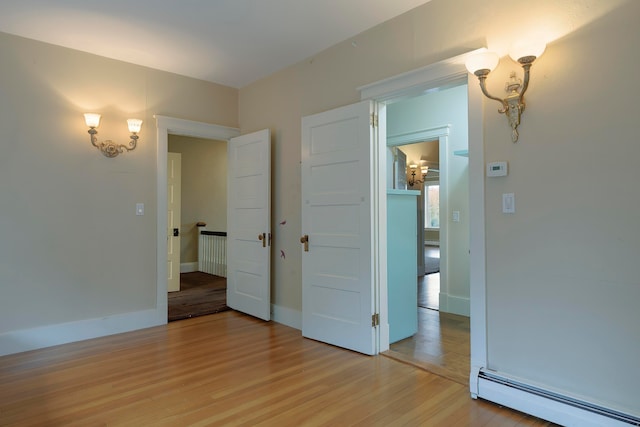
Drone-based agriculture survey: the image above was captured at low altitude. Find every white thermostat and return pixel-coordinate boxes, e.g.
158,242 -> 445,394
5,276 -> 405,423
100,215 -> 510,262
486,161 -> 508,177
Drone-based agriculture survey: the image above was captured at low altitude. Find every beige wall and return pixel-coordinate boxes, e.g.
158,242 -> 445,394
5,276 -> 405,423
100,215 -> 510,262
168,136 -> 227,264
0,32 -> 237,335
239,0 -> 640,413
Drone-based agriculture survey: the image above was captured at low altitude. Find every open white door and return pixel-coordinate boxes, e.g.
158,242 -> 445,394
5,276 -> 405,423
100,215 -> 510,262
301,100 -> 377,355
167,152 -> 181,292
226,129 -> 271,321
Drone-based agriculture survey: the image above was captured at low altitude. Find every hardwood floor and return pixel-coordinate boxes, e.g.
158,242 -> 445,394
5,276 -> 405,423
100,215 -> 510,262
0,311 -> 554,426
392,244 -> 470,384
168,272 -> 229,322
384,308 -> 471,385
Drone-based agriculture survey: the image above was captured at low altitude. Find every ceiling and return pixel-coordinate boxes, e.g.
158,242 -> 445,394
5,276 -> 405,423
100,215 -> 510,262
0,0 -> 431,88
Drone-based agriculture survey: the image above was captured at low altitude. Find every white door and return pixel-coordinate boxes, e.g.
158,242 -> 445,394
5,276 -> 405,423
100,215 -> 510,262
301,101 -> 377,355
167,152 -> 182,292
226,129 -> 271,320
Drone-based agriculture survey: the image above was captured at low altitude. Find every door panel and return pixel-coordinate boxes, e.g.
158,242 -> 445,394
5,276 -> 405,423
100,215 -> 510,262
301,101 -> 376,355
167,152 -> 181,292
227,129 -> 271,320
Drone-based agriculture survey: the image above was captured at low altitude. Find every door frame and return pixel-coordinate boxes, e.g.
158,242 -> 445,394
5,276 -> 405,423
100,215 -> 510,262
155,115 -> 240,322
357,49 -> 487,367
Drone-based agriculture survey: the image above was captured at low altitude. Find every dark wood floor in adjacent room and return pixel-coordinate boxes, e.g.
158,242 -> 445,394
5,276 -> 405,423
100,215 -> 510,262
168,272 -> 229,322
0,311 -> 556,426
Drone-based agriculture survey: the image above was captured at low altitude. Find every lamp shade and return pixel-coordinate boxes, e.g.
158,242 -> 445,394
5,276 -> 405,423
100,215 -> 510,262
421,166 -> 429,175
127,118 -> 143,133
84,113 -> 101,128
465,51 -> 500,74
509,39 -> 546,62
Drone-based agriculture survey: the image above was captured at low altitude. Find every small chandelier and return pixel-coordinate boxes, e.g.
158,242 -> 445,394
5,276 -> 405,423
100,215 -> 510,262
465,40 -> 546,142
408,164 -> 429,187
84,113 -> 143,158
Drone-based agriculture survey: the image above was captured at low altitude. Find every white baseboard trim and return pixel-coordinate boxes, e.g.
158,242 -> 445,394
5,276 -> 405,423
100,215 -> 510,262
439,293 -> 470,317
424,240 -> 440,246
0,308 -> 165,357
271,304 -> 301,330
180,262 -> 198,273
379,322 -> 390,353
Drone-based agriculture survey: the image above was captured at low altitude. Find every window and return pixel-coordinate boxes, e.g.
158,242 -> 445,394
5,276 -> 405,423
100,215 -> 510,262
425,182 -> 440,229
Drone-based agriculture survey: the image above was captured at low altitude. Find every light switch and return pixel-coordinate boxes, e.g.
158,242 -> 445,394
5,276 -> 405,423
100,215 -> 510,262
452,211 -> 460,222
502,193 -> 515,214
136,203 -> 144,216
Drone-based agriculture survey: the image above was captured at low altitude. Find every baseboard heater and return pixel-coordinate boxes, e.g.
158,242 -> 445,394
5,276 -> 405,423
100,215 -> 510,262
198,230 -> 227,278
477,371 -> 640,426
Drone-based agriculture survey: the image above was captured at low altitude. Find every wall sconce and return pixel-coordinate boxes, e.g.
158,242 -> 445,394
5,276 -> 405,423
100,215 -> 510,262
408,164 -> 429,187
84,113 -> 143,158
465,40 -> 546,142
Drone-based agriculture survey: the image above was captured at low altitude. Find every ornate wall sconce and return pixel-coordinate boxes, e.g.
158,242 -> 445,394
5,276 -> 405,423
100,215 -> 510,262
465,41 -> 546,142
408,164 -> 429,187
84,113 -> 143,158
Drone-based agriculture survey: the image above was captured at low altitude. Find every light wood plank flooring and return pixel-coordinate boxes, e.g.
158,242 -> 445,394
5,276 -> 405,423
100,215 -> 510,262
384,308 -> 471,385
0,311 -> 554,426
390,244 -> 470,385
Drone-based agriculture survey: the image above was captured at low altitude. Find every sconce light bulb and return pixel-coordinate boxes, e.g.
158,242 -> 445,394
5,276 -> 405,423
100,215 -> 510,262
127,118 -> 143,134
84,113 -> 101,128
509,39 -> 546,64
465,51 -> 500,74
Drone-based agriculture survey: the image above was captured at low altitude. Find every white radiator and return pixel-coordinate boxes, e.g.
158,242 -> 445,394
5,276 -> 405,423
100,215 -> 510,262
474,370 -> 640,426
198,231 -> 227,278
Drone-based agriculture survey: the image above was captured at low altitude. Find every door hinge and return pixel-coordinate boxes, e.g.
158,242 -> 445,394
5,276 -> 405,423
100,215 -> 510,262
371,313 -> 380,327
370,113 -> 378,127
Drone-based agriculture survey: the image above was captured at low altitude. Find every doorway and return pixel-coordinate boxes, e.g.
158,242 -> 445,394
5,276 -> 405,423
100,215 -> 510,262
394,139 -> 441,311
167,134 -> 229,322
155,115 -> 240,322
383,85 -> 471,381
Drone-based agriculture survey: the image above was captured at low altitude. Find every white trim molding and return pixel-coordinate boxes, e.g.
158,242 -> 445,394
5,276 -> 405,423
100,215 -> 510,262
439,293 -> 470,317
180,262 -> 198,273
271,304 -> 301,330
358,49 -> 485,102
386,125 -> 450,146
0,309 -> 161,357
154,115 -> 240,140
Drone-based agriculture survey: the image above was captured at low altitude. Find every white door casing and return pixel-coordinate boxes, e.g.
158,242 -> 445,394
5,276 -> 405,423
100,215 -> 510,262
167,152 -> 182,292
226,129 -> 271,321
301,100 -> 377,355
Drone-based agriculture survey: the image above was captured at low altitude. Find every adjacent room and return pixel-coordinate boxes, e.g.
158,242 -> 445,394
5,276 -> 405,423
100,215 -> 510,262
166,135 -> 230,322
383,86 -> 471,385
